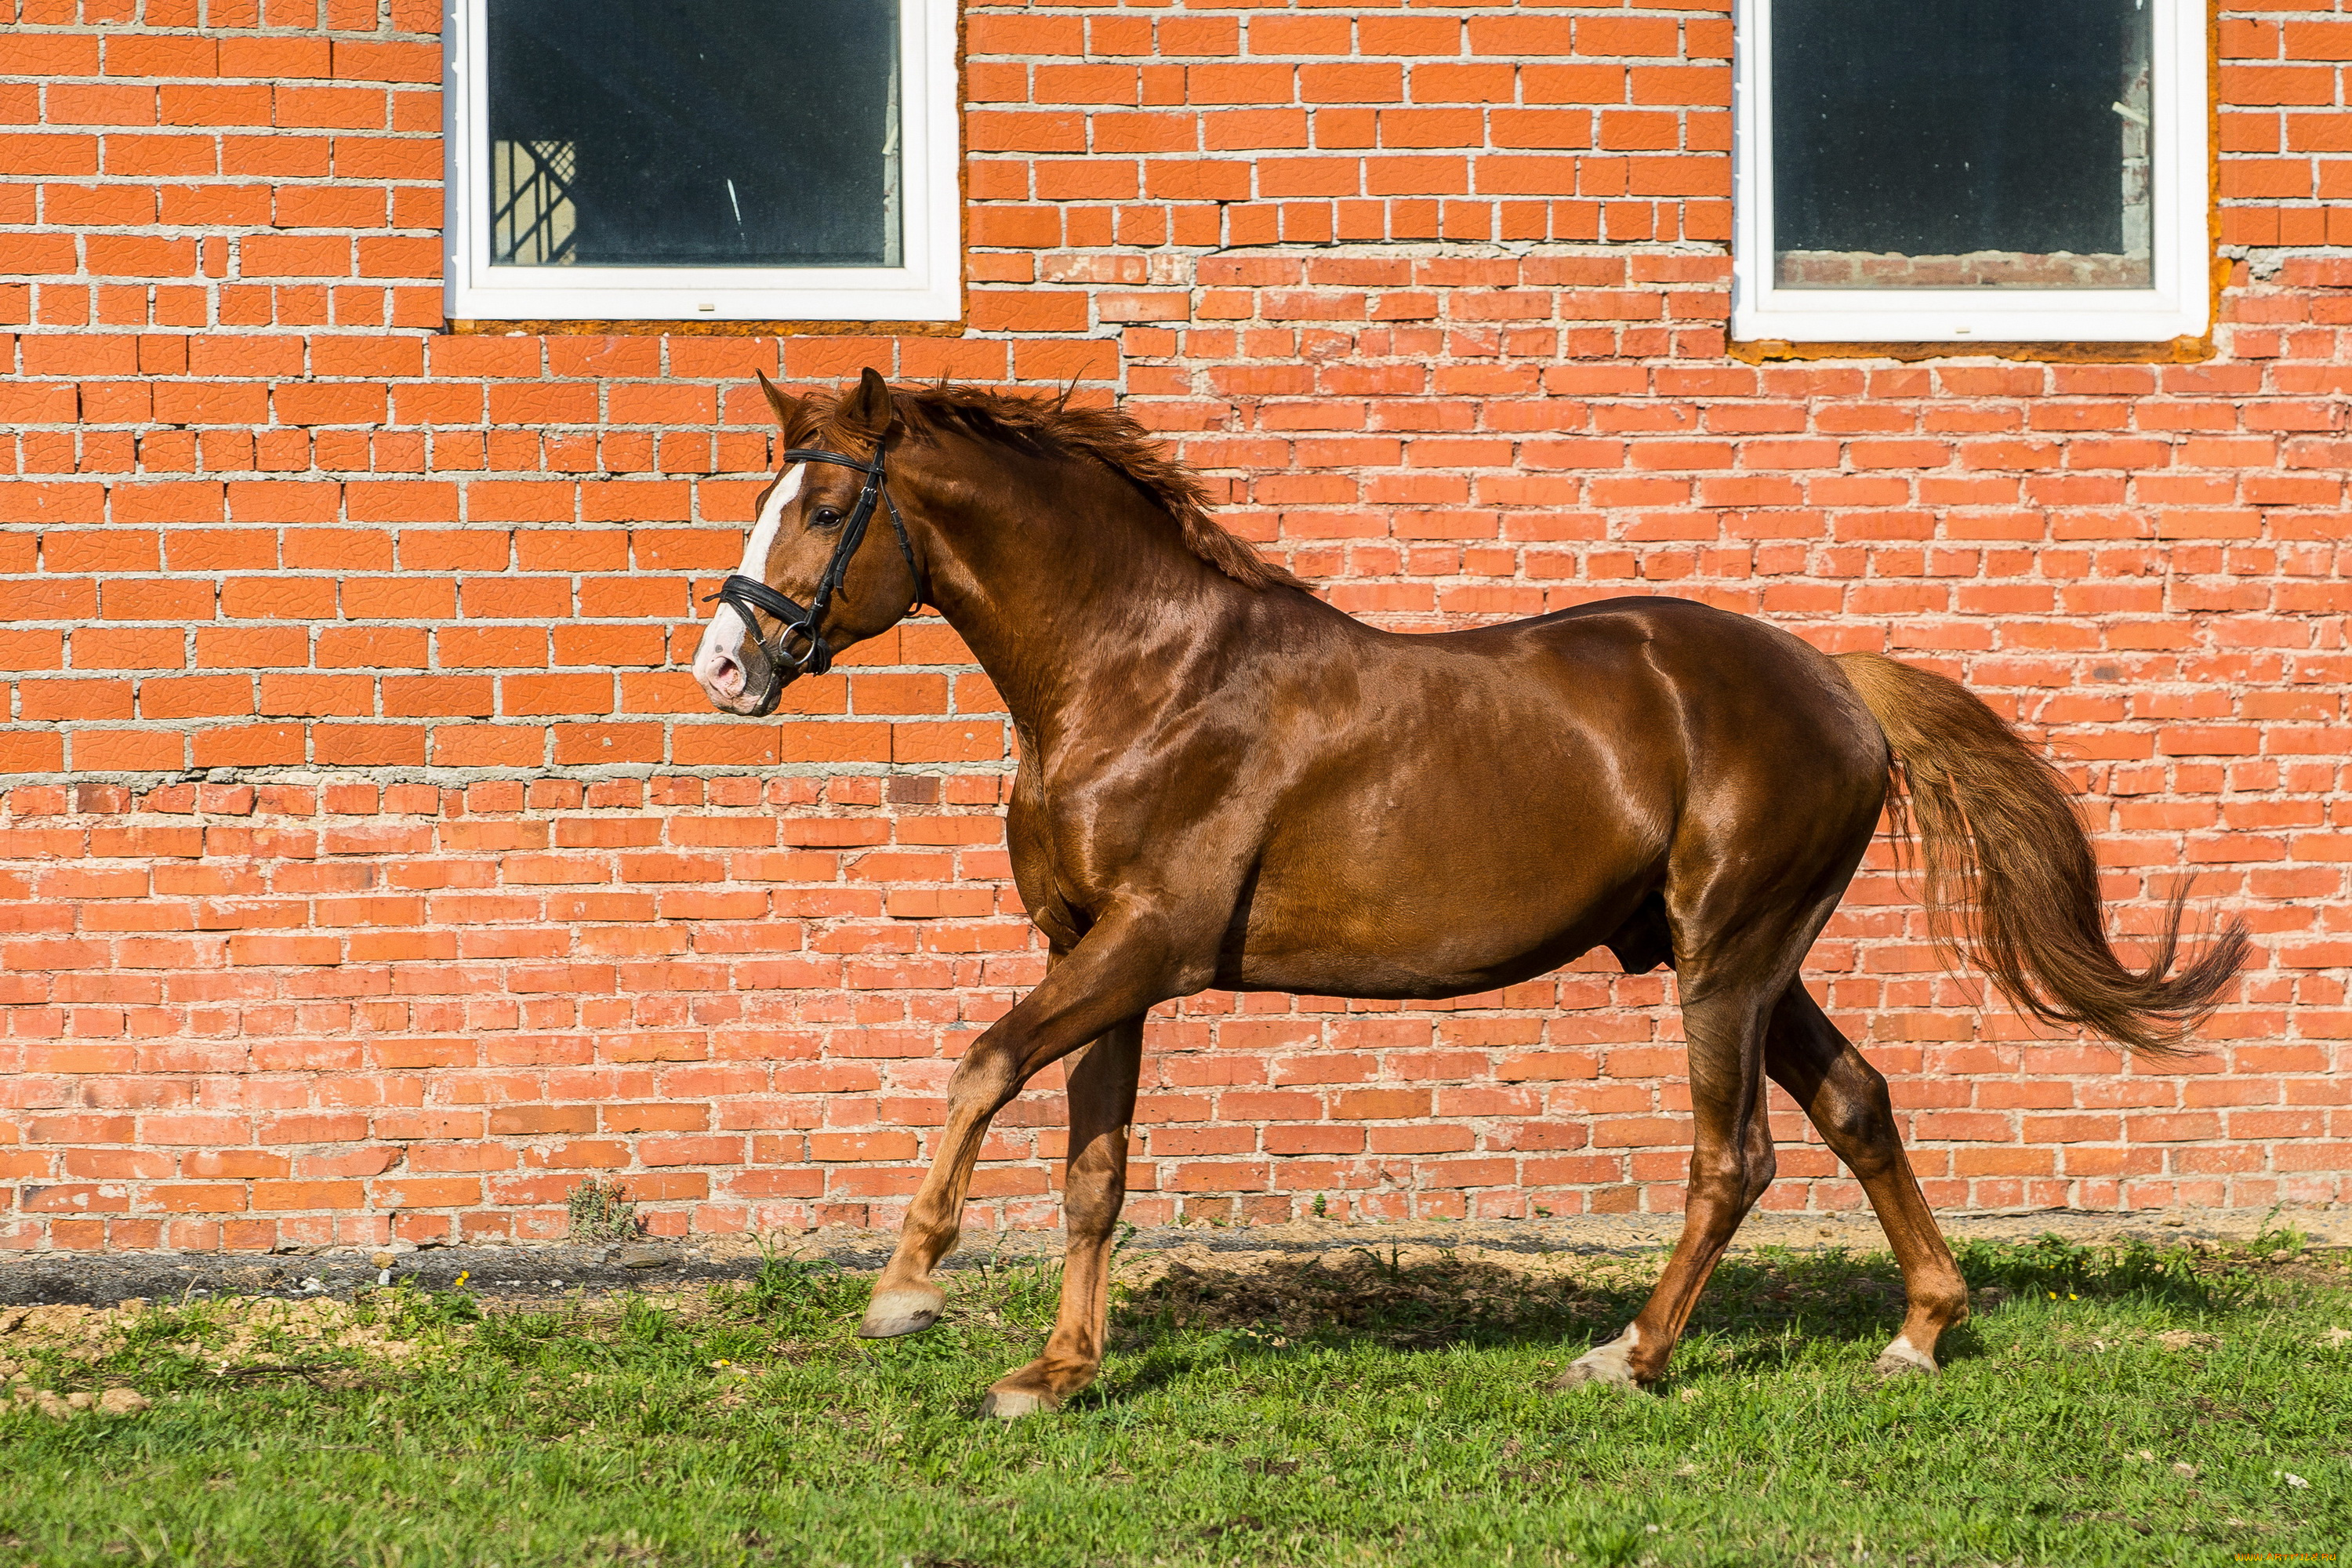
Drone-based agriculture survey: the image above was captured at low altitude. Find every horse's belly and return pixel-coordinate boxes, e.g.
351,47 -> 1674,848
1218,801 -> 1662,1000
1225,916 -> 1626,1000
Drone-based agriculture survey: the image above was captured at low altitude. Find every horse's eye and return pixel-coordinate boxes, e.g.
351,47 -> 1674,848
811,507 -> 842,529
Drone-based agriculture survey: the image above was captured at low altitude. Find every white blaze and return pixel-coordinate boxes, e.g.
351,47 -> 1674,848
694,463 -> 805,686
739,462 -> 805,576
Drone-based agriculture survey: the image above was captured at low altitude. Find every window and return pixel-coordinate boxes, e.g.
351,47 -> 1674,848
1732,0 -> 2209,345
444,0 -> 960,323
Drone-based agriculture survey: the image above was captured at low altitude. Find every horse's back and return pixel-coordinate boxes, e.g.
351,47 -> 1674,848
1486,596 -> 1886,778
1382,595 -> 1886,789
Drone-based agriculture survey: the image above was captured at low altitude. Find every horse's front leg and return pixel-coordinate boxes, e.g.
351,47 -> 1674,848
858,912 -> 1183,1343
981,1015 -> 1142,1419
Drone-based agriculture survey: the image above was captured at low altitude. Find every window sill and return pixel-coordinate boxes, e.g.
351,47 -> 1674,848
1728,333 -> 2215,365
1726,255 -> 2228,362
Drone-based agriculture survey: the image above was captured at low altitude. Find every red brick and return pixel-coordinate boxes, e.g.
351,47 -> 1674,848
0,13 -> 2336,1250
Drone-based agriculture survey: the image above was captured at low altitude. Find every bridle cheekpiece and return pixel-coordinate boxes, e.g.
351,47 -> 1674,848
703,439 -> 919,680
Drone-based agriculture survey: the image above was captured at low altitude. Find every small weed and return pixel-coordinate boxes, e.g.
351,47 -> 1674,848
360,1277 -> 483,1338
2252,1220 -> 2310,1259
620,1294 -> 680,1345
971,1243 -> 1064,1331
738,1253 -> 861,1334
567,1176 -> 643,1242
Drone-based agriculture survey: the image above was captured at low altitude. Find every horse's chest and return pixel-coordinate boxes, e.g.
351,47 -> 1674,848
1005,770 -> 1086,948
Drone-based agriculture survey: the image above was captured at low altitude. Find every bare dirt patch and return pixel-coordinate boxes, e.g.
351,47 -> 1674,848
1,1290 -> 450,1421
1112,1240 -> 1640,1345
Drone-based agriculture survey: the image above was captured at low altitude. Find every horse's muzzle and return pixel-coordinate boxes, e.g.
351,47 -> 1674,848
693,608 -> 789,717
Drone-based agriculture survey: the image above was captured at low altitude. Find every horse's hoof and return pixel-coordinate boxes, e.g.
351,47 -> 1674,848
1551,1329 -> 1645,1392
1550,1359 -> 1642,1392
1871,1335 -> 1939,1377
858,1286 -> 945,1339
979,1385 -> 1058,1421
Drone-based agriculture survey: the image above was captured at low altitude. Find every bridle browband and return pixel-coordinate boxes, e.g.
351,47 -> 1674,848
702,440 -> 919,681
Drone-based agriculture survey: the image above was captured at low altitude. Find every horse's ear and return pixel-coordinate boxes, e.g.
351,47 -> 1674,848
756,368 -> 797,429
838,366 -> 894,440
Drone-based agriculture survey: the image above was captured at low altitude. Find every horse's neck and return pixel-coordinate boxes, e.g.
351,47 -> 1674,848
912,449 -> 1255,735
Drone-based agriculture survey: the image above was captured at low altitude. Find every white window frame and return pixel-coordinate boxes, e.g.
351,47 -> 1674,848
1732,0 -> 2209,345
442,0 -> 961,322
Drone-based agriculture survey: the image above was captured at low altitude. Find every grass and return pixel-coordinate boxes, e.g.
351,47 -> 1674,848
1,1231 -> 2346,1567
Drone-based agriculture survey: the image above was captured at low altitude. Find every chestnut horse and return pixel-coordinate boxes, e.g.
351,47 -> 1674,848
689,369 -> 2246,1416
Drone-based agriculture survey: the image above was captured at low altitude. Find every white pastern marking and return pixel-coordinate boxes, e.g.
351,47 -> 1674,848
1876,1334 -> 1936,1372
1571,1323 -> 1641,1380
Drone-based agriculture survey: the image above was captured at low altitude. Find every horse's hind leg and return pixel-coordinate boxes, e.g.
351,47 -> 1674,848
982,1016 -> 1143,1420
1763,983 -> 1969,1374
1555,979 -> 1780,1390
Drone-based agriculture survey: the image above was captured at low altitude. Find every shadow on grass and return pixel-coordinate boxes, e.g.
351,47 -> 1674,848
1080,1230 -> 2293,1396
312,1229 -> 2303,1417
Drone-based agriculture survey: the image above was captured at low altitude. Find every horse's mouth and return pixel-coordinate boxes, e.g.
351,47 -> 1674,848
742,667 -> 786,717
702,666 -> 786,718
693,637 -> 789,717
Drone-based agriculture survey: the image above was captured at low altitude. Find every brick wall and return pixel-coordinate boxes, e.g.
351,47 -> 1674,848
1,0 -> 2347,1252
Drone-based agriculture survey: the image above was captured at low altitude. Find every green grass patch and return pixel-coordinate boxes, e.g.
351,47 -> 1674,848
2,1232 -> 2345,1566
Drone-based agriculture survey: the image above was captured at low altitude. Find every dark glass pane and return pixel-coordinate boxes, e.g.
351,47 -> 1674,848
1772,0 -> 2151,289
488,0 -> 900,269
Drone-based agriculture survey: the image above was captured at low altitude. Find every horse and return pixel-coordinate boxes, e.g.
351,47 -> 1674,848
687,368 -> 2248,1417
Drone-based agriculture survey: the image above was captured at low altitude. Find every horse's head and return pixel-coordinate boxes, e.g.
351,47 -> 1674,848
691,367 -> 922,715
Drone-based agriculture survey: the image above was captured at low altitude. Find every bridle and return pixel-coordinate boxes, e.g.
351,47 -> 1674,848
702,439 -> 920,681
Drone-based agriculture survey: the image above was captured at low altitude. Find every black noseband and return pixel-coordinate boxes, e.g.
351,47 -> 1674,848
702,441 -> 920,681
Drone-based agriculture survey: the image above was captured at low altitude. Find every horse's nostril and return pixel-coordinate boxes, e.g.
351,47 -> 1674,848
708,655 -> 743,697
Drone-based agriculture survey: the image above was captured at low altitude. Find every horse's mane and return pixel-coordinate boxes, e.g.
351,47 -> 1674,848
789,383 -> 1305,593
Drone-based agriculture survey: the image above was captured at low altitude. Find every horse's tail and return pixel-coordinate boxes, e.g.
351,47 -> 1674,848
1834,652 -> 2249,1060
